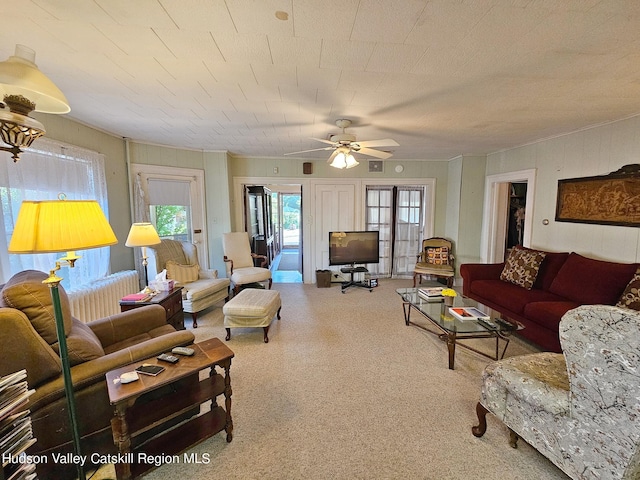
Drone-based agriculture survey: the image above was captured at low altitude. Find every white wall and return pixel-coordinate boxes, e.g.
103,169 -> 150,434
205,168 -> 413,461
486,115 -> 640,263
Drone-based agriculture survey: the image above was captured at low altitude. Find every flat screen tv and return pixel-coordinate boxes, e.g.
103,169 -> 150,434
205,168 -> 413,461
328,231 -> 380,266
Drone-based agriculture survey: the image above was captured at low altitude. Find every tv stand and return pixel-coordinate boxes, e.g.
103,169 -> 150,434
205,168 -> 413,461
340,265 -> 373,293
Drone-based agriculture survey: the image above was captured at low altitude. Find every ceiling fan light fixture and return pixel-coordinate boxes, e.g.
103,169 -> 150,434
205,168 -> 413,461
329,151 -> 347,169
345,153 -> 359,169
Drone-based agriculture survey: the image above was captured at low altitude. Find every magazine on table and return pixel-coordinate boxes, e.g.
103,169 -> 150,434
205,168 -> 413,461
448,306 -> 490,321
417,287 -> 444,299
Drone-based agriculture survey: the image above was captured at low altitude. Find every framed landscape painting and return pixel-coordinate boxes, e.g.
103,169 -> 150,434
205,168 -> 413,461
555,164 -> 640,227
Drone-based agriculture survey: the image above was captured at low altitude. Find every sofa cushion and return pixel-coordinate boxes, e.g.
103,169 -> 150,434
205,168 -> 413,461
469,279 -> 566,315
500,246 -> 547,290
52,318 -> 105,366
1,270 -> 73,345
617,268 -> 640,311
534,251 -> 570,291
183,278 -> 229,301
549,253 -> 638,305
166,260 -> 200,284
523,301 -> 581,331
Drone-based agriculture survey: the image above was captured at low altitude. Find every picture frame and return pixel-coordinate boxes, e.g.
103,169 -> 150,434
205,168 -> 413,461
555,164 -> 640,227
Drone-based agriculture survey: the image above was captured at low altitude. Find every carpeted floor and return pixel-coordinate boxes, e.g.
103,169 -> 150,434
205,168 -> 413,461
94,280 -> 569,480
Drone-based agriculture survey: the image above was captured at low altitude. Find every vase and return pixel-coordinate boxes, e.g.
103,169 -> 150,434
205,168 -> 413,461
444,296 -> 454,306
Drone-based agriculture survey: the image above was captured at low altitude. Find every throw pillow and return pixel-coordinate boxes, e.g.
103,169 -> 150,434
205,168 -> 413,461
617,268 -> 640,311
166,260 -> 200,284
500,246 -> 547,290
425,246 -> 449,265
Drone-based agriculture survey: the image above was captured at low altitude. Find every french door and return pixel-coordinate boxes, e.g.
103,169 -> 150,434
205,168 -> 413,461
365,185 -> 426,277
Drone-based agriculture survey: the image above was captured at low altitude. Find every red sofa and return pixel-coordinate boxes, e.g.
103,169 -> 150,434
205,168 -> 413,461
461,249 -> 638,352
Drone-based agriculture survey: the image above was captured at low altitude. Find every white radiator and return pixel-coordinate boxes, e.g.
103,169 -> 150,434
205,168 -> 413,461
67,270 -> 139,323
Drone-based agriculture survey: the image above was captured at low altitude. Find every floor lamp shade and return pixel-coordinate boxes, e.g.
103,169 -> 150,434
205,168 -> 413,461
8,199 -> 117,253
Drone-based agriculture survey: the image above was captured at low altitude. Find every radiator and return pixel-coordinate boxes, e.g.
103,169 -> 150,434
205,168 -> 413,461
67,270 -> 139,323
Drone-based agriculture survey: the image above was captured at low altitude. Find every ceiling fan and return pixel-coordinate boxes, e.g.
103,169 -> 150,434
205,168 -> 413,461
285,119 -> 399,167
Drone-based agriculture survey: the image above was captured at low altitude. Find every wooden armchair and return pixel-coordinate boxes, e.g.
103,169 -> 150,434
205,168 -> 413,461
222,232 -> 272,294
413,237 -> 455,287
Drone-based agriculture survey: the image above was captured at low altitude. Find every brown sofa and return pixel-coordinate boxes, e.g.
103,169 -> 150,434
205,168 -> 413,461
461,247 -> 638,352
0,270 -> 195,479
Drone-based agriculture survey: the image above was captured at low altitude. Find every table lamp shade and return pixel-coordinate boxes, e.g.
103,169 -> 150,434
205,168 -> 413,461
125,222 -> 161,247
8,199 -> 117,253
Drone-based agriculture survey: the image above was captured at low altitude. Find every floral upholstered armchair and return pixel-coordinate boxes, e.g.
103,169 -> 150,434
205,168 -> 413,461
472,304 -> 640,479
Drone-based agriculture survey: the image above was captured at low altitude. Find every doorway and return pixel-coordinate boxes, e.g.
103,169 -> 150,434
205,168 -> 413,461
273,192 -> 302,283
481,169 -> 536,263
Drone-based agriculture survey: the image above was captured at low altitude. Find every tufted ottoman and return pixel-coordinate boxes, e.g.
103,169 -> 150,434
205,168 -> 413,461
223,289 -> 281,343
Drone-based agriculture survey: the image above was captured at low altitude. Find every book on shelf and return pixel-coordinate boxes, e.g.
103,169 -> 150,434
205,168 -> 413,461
121,292 -> 152,302
418,287 -> 444,298
448,306 -> 490,321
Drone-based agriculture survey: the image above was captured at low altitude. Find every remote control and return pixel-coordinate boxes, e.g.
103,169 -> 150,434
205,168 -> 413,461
157,353 -> 179,364
478,318 -> 498,330
495,318 -> 514,329
171,346 -> 195,356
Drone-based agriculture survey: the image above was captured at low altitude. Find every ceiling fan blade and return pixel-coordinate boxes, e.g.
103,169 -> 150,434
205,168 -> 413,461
310,137 -> 336,146
357,147 -> 393,160
355,138 -> 399,148
284,146 -> 334,156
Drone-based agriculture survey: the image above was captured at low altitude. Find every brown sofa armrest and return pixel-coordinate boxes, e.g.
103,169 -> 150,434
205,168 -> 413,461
88,305 -> 169,348
460,262 -> 505,295
29,329 -> 194,412
0,307 -> 62,388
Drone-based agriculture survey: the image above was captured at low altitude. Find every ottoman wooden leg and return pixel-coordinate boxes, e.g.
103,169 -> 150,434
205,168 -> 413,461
192,312 -> 198,328
225,328 -> 231,341
263,326 -> 269,343
276,306 -> 282,320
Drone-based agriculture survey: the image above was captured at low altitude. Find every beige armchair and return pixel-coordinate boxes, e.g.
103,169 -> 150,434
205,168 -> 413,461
0,270 -> 195,479
413,237 -> 455,287
147,239 -> 230,327
223,232 -> 272,294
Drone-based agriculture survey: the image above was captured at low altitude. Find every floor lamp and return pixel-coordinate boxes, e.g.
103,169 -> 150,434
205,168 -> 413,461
8,196 -> 117,480
125,222 -> 161,292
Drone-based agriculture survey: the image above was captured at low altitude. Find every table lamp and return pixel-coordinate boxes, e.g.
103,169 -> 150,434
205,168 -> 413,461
125,222 -> 161,292
8,195 -> 117,480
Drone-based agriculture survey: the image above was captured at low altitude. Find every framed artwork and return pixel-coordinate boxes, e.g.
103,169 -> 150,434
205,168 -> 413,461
555,164 -> 640,227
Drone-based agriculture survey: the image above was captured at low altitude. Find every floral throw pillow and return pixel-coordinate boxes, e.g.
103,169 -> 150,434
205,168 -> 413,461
425,246 -> 449,265
616,269 -> 640,311
500,246 -> 547,290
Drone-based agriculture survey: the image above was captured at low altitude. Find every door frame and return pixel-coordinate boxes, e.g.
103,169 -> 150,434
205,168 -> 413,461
481,169 -> 536,263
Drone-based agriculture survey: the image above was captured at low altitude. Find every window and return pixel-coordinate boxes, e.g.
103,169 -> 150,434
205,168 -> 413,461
0,139 -> 111,289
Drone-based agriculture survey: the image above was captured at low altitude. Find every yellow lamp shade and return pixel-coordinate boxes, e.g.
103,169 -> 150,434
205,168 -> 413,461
125,222 -> 161,247
8,199 -> 117,253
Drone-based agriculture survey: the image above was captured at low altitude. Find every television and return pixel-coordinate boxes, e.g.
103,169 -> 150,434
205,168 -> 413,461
328,231 -> 380,266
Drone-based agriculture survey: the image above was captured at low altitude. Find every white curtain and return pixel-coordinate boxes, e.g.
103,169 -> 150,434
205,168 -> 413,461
0,138 -> 111,289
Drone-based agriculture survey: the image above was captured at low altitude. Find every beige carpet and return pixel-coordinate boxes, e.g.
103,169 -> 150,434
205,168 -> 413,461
95,280 -> 569,480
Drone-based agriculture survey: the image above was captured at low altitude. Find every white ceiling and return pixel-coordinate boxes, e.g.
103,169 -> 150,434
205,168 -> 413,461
2,0 -> 640,160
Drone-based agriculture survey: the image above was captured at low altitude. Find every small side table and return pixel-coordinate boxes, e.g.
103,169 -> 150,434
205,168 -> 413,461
120,287 -> 185,330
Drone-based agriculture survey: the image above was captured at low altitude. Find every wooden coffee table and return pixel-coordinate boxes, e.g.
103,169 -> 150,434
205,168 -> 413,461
106,338 -> 234,480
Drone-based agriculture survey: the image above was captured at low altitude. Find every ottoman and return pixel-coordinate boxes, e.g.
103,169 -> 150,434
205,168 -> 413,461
223,289 -> 281,343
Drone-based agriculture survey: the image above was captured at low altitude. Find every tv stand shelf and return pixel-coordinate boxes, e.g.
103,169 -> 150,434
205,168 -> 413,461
340,265 -> 373,293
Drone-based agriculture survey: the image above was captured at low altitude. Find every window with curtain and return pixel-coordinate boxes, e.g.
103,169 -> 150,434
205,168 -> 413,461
0,138 -> 111,289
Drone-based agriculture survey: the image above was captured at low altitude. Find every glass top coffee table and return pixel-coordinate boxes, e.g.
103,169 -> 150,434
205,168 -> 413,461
396,287 -> 523,370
